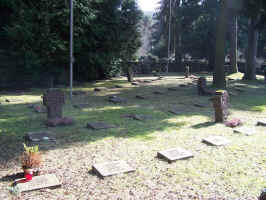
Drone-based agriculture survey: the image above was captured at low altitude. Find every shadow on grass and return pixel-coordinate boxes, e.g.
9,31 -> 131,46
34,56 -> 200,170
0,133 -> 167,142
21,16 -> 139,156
0,73 -> 266,166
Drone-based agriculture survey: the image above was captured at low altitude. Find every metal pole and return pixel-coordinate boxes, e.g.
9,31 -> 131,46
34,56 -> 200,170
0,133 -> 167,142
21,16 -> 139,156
166,0 -> 172,74
69,0 -> 73,102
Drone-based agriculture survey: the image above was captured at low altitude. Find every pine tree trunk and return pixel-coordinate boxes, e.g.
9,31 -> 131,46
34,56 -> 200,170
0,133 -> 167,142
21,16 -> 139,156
213,0 -> 228,88
174,18 -> 182,71
244,18 -> 258,80
230,14 -> 238,73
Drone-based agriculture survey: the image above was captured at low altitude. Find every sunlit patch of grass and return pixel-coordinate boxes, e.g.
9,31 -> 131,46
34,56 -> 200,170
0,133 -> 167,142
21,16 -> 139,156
227,72 -> 244,79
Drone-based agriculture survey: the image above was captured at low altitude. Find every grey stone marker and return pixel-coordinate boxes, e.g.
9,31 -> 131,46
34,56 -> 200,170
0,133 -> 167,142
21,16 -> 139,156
108,96 -> 126,104
168,109 -> 180,115
132,114 -> 152,121
202,136 -> 230,146
16,174 -> 61,193
25,131 -> 56,144
157,147 -> 193,163
257,119 -> 266,126
153,91 -> 164,95
87,122 -> 116,130
168,87 -> 178,91
136,95 -> 149,100
92,160 -> 135,177
233,127 -> 256,136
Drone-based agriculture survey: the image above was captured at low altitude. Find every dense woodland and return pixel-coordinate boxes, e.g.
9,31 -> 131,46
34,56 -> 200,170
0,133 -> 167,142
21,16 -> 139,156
0,0 -> 266,88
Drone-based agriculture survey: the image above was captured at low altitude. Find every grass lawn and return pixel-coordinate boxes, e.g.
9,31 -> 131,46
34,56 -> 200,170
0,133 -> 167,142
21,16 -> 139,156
0,73 -> 265,200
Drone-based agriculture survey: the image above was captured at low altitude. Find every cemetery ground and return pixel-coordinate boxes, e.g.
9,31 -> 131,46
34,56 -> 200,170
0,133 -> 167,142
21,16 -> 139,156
0,72 -> 265,200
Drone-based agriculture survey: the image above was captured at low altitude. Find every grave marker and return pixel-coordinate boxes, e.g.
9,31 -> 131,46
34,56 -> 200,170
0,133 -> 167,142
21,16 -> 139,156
157,148 -> 193,163
202,136 -> 230,146
212,90 -> 229,123
92,160 -> 135,177
87,122 -> 116,130
233,127 -> 256,136
15,174 -> 61,193
257,119 -> 266,126
25,131 -> 56,144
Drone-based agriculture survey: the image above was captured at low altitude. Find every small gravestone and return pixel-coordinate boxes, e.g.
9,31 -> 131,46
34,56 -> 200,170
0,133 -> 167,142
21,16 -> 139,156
168,109 -> 180,115
92,160 -> 135,177
184,66 -> 190,78
87,122 -> 116,130
168,87 -> 178,91
197,77 -> 207,95
233,127 -> 256,136
136,95 -> 149,100
73,104 -> 90,109
257,119 -> 266,126
131,82 -> 139,86
15,174 -> 61,193
157,148 -> 193,163
193,103 -> 206,108
202,136 -> 230,146
43,89 -> 65,120
132,114 -> 152,121
108,96 -> 126,104
25,131 -> 56,144
153,91 -> 164,95
114,85 -> 123,88
212,90 -> 229,123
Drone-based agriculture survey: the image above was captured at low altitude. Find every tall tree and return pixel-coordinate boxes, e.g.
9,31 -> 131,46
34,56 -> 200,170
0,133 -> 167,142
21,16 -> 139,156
213,0 -> 228,88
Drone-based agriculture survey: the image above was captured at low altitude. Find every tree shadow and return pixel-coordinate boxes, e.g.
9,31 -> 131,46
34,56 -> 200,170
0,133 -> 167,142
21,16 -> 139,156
191,121 -> 216,129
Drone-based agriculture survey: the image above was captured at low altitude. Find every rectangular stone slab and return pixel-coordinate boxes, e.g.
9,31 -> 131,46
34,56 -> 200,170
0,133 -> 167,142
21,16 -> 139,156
16,174 -> 61,193
92,160 -> 135,177
25,131 -> 56,143
257,119 -> 266,126
157,148 -> 193,162
233,127 -> 256,136
87,122 -> 116,130
202,136 -> 230,146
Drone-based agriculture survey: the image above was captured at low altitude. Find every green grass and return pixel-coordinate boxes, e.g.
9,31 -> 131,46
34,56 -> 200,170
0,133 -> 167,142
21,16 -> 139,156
0,73 -> 265,199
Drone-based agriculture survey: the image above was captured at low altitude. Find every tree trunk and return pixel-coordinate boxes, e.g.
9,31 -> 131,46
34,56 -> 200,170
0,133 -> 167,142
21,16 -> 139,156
244,18 -> 259,80
127,65 -> 134,82
213,0 -> 228,88
229,14 -> 238,73
174,1 -> 182,72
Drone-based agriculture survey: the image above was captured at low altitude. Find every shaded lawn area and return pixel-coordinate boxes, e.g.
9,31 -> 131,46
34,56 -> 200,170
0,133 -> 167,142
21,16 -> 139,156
0,73 -> 265,200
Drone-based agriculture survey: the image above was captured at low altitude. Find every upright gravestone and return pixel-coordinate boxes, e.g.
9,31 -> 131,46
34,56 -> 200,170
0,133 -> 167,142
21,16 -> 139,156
264,70 -> 266,84
185,65 -> 190,78
197,77 -> 207,95
212,90 -> 229,123
43,89 -> 65,120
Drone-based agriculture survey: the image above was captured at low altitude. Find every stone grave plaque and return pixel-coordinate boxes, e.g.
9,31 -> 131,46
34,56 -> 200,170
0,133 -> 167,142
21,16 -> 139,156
257,119 -> 266,126
233,127 -> 256,136
87,122 -> 116,130
168,109 -> 180,115
92,160 -> 135,177
108,96 -> 126,104
73,104 -> 90,109
131,82 -> 139,86
114,85 -> 124,88
136,95 -> 149,100
202,136 -> 230,146
153,91 -> 164,95
168,87 -> 178,91
132,115 -> 152,121
16,174 -> 61,193
157,148 -> 193,163
25,131 -> 56,144
193,103 -> 206,108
